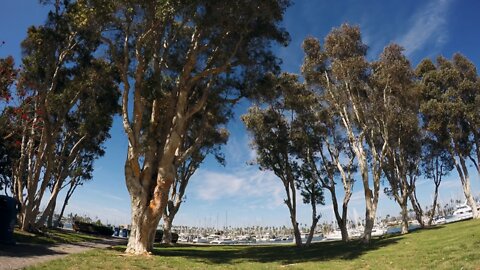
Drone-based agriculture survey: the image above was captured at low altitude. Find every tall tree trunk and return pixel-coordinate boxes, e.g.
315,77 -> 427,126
36,177 -> 63,227
126,214 -> 157,254
124,158 -> 173,254
330,187 -> 349,242
291,215 -> 302,247
408,189 -> 425,227
400,196 -> 409,234
21,204 -> 36,231
162,215 -> 173,244
56,180 -> 77,225
47,200 -> 56,228
427,183 -> 440,226
359,156 -> 378,244
125,195 -> 162,255
284,180 -> 302,247
305,199 -> 319,247
456,156 -> 479,219
362,212 -> 374,244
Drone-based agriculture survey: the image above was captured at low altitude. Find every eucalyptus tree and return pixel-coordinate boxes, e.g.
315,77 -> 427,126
162,93 -> 229,244
243,73 -> 306,247
0,56 -> 16,103
421,139 -> 454,226
0,56 -> 17,194
288,84 -> 328,246
302,24 -> 386,244
305,113 -> 356,242
370,44 -> 421,234
292,59 -> 356,242
417,54 -> 480,219
12,1 -> 118,231
34,59 -> 119,228
55,152 -> 95,226
98,0 -> 290,254
454,55 -> 480,176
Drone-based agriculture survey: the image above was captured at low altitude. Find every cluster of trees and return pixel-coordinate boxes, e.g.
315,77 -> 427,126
1,1 -> 119,231
243,24 -> 480,245
2,0 -> 291,255
2,0 -> 479,256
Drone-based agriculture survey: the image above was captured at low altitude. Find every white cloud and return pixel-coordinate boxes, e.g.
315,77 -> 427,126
193,168 -> 285,209
396,0 -> 453,56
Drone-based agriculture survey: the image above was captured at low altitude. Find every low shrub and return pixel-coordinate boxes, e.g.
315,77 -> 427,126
154,230 -> 179,243
73,221 -> 113,236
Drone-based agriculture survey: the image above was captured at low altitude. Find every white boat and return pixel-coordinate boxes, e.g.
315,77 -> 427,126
325,230 -> 342,240
236,235 -> 255,244
258,234 -> 272,242
433,216 -> 446,225
192,236 -> 209,243
210,238 -> 237,245
445,203 -> 479,223
371,226 -> 387,237
177,236 -> 189,242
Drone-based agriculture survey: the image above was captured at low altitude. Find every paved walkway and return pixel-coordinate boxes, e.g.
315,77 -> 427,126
0,237 -> 126,270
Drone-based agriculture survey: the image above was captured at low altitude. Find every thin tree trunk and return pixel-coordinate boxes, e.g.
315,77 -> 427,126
359,157 -> 377,244
330,187 -> 349,242
400,197 -> 409,234
305,199 -> 319,246
456,156 -> 479,219
162,216 -> 173,244
56,180 -> 77,225
363,213 -> 374,244
291,215 -> 302,247
283,179 -> 302,247
427,183 -> 440,226
408,188 -> 424,227
36,177 -> 63,227
47,200 -> 56,228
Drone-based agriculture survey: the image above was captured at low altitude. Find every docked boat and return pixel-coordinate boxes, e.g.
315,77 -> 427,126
236,235 -> 256,244
177,234 -> 189,242
192,236 -> 209,243
325,229 -> 342,240
210,238 -> 237,245
371,226 -> 387,237
433,216 -> 446,225
445,203 -> 480,223
281,235 -> 293,241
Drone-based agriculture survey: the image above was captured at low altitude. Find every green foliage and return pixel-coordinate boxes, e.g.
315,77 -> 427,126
242,73 -> 325,207
419,53 -> 480,168
73,221 -> 114,236
0,56 -> 18,194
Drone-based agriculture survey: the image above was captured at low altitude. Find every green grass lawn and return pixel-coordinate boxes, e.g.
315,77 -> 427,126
27,219 -> 480,270
14,228 -> 100,245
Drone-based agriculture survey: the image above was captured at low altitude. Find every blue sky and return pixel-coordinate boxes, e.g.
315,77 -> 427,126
1,0 -> 480,227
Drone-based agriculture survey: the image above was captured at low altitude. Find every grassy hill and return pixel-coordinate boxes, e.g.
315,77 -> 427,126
27,219 -> 480,269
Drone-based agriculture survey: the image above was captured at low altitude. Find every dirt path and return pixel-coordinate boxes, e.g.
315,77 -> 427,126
0,237 -> 126,270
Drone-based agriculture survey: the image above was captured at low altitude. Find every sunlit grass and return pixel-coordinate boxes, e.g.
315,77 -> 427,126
27,219 -> 480,269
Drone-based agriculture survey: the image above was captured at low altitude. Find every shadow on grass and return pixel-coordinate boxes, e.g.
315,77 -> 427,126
112,235 -> 403,266
13,229 -> 96,245
0,242 -> 69,258
3,229 -> 127,259
408,225 -> 445,234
